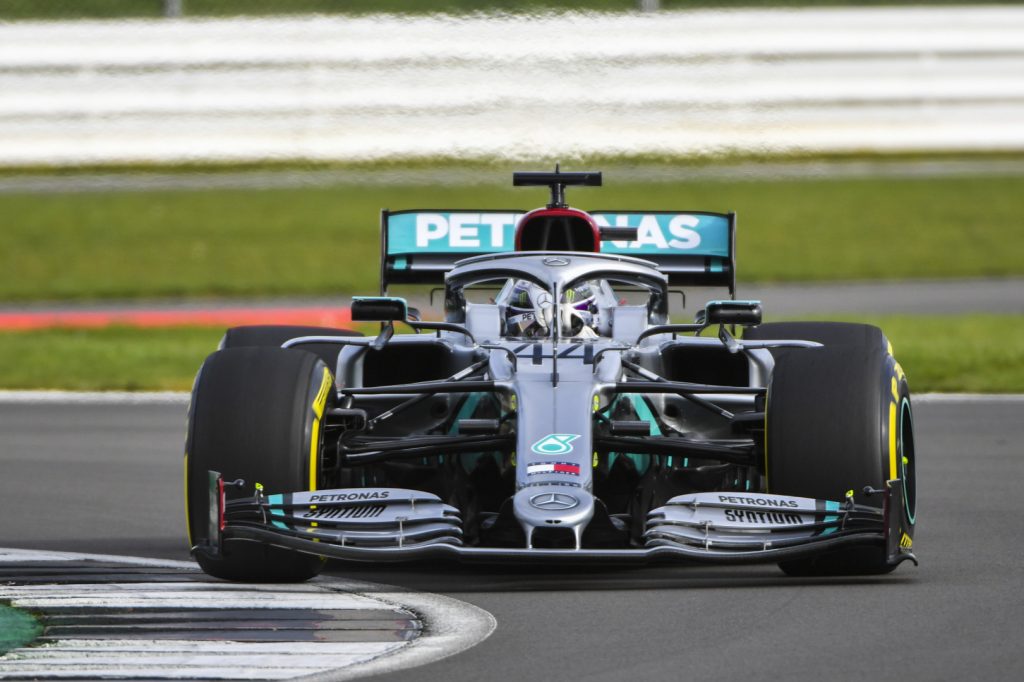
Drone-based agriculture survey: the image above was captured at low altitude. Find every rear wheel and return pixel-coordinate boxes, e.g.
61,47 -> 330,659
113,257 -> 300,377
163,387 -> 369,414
185,346 -> 335,581
754,322 -> 916,576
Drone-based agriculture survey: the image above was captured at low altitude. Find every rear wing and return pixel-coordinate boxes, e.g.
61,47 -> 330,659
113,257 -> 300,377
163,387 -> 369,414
379,209 -> 736,294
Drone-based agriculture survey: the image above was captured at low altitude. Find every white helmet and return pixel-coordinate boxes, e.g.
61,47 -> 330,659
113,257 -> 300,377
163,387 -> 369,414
505,280 -> 553,338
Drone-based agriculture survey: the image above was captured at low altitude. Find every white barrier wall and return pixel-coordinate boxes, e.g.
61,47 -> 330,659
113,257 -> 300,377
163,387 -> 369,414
1,6 -> 1023,165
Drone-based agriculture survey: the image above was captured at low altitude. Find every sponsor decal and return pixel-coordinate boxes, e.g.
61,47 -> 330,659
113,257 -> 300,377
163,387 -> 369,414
529,492 -> 579,511
386,212 -> 729,257
526,462 -> 581,476
302,505 -> 386,520
531,434 -> 581,456
308,491 -> 390,502
900,532 -> 914,549
388,213 -> 520,253
596,214 -> 703,251
718,494 -> 799,508
723,509 -> 807,525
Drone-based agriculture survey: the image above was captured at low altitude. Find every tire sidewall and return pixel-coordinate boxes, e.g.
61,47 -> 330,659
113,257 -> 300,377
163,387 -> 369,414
185,347 -> 334,581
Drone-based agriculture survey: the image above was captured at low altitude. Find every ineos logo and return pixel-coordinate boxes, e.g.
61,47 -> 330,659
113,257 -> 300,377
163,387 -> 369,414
529,492 -> 579,511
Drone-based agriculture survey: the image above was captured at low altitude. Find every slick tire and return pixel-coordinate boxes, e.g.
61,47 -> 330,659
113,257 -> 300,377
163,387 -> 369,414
185,347 -> 336,581
221,324 -> 361,369
756,322 -> 917,576
744,321 -> 887,356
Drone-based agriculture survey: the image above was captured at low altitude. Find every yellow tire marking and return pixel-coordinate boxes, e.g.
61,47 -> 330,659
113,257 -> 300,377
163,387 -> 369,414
309,419 -> 321,493
888,399 -> 898,481
309,367 -> 333,493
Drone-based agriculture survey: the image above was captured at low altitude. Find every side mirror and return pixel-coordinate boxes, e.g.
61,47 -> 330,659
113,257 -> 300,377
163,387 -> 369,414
351,296 -> 410,322
696,300 -> 762,327
351,296 -> 477,345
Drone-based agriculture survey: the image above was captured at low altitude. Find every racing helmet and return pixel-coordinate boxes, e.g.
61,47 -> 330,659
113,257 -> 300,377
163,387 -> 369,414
505,280 -> 551,338
561,281 -> 599,336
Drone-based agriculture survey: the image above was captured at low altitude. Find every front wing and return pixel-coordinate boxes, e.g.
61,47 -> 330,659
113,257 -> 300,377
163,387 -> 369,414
197,472 -> 917,568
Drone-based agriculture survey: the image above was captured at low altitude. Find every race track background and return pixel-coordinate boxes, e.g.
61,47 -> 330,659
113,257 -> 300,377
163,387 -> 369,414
1,395 -> 1021,681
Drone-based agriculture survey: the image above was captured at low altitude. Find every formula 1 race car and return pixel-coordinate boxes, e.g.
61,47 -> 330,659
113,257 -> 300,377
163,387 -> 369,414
184,169 -> 917,581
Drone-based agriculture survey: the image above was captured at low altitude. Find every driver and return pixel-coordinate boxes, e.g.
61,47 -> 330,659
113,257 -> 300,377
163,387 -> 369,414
504,280 -> 599,338
561,280 -> 599,337
505,280 -> 551,338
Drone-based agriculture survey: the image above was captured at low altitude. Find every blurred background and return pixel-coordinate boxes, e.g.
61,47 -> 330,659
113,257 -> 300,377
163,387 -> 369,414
1,0 -> 1022,392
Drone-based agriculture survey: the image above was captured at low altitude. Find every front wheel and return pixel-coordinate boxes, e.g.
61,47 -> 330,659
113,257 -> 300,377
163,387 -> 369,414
760,324 -> 916,576
185,347 -> 335,581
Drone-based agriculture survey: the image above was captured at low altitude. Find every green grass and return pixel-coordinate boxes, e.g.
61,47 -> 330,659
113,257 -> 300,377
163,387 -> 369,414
0,604 -> 41,655
0,315 -> 1020,392
769,315 -> 1024,394
2,172 -> 1022,302
0,327 -> 223,391
4,1 -> 1017,21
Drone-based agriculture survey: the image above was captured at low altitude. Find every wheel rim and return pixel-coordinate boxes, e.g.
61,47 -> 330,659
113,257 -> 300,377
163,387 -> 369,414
899,397 -> 916,525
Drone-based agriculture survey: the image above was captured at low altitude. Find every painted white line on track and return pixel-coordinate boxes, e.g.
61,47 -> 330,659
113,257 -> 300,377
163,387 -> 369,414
5,159 -> 1024,196
0,390 -> 190,404
11,641 -> 401,655
2,390 -> 1022,405
300,587 -> 497,682
0,547 -> 195,568
0,549 -> 495,681
913,393 -> 1024,403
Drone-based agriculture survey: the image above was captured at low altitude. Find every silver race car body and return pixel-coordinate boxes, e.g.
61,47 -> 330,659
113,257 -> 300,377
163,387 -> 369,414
189,170 -> 917,577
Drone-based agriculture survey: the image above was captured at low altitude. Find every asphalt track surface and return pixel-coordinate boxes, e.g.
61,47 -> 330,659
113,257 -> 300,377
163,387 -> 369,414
1,278 -> 1020,323
1,396 -> 1022,681
2,158 -> 1024,195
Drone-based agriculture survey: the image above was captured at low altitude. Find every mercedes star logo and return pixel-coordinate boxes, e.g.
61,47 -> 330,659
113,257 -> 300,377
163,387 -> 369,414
529,492 -> 579,511
542,256 -> 570,266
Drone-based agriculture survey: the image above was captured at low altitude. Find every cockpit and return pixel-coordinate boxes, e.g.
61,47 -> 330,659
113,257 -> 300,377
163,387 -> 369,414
443,252 -> 670,342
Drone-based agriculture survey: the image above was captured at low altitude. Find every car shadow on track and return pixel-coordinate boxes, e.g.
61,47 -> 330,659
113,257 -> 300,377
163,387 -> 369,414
325,561 -> 915,594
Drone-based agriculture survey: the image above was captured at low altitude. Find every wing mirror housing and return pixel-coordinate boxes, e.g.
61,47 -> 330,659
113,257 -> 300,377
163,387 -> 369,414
351,296 -> 475,345
351,296 -> 412,322
696,300 -> 763,327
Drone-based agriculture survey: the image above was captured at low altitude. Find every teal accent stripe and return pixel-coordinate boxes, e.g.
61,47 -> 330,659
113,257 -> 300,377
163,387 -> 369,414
267,492 -> 288,528
629,394 -> 662,436
900,396 -> 916,525
821,499 -> 840,536
709,259 -> 724,273
394,255 -> 408,270
609,394 -> 659,474
451,394 -> 499,469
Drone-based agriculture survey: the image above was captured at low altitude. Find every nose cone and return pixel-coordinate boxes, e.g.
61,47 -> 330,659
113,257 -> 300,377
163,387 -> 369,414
513,487 -> 595,549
